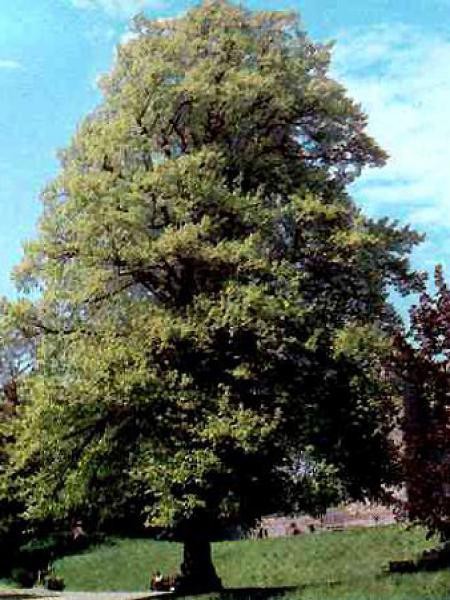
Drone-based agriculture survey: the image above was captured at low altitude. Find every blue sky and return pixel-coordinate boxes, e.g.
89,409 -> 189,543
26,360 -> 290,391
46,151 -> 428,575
1,0 -> 450,299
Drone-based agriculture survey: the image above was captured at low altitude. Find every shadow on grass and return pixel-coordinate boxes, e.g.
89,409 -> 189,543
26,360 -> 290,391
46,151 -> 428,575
174,586 -> 298,600
389,545 -> 450,574
0,596 -> 50,599
179,583 -> 343,599
218,587 -> 297,600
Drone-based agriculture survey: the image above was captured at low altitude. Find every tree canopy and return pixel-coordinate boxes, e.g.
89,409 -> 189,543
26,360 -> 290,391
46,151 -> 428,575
396,266 -> 450,541
3,0 -> 423,591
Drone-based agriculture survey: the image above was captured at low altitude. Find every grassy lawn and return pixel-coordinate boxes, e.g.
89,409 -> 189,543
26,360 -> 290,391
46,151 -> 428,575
52,525 -> 450,600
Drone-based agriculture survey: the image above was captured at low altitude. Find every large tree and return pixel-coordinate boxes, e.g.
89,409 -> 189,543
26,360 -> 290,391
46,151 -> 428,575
6,1 -> 423,592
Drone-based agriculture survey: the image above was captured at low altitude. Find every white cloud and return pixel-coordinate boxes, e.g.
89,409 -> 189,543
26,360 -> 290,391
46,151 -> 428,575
332,24 -> 450,239
120,30 -> 139,45
69,0 -> 165,17
331,24 -> 450,276
0,59 -> 22,70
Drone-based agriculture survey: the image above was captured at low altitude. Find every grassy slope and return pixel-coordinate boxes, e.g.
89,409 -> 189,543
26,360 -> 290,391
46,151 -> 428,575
54,525 -> 450,600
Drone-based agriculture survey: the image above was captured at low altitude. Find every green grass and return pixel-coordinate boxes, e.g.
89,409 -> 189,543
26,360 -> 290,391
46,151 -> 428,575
53,525 -> 450,600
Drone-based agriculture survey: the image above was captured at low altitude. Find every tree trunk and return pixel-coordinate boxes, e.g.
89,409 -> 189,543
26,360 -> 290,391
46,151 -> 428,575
177,535 -> 223,594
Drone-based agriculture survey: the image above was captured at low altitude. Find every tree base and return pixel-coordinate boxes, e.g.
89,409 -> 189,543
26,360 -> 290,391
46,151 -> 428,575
177,536 -> 223,595
174,572 -> 223,595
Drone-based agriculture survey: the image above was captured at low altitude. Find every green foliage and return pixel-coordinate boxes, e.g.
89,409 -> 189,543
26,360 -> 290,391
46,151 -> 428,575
4,0 -> 423,542
0,299 -> 37,570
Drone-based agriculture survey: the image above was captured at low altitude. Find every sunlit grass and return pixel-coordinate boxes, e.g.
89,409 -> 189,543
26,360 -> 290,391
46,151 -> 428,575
53,525 -> 450,599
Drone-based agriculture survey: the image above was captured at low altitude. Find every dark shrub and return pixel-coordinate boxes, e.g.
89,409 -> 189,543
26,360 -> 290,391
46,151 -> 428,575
11,567 -> 35,588
46,574 -> 65,591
